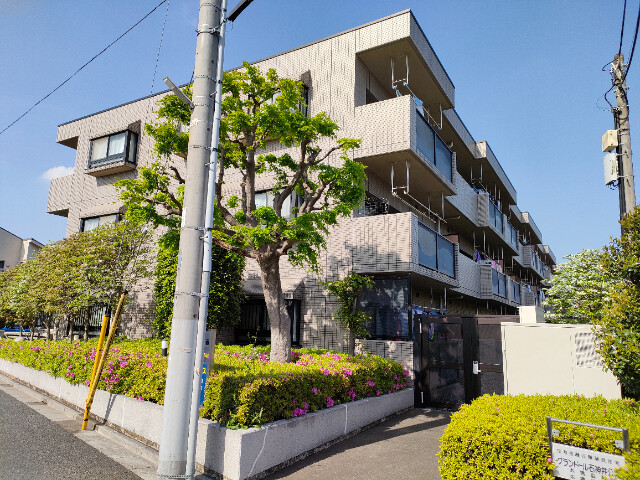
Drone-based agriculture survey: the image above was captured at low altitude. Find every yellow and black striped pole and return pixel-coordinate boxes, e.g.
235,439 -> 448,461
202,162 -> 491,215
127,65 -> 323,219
81,291 -> 127,430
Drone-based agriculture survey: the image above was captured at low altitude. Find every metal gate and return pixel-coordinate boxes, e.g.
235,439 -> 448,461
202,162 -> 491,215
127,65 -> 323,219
414,315 -> 518,409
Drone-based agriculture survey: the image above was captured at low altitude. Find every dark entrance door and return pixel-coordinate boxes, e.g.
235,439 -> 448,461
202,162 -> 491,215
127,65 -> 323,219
413,315 -> 518,409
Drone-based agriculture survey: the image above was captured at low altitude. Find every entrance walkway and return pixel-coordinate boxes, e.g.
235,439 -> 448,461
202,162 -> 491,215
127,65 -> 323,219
264,408 -> 450,480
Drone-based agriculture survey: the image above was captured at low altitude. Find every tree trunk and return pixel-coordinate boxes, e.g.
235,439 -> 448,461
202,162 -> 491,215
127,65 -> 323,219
348,328 -> 356,356
83,310 -> 90,342
257,254 -> 291,363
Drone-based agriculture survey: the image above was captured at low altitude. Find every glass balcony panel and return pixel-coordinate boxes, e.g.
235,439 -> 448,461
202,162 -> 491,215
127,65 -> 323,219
416,114 -> 435,166
499,273 -> 506,297
437,236 -> 455,277
418,224 -> 437,270
434,135 -> 452,181
492,270 -> 499,295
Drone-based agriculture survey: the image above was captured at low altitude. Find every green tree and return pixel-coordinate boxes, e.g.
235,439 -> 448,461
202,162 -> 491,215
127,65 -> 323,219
129,63 -> 366,362
596,208 -> 640,398
152,230 -> 245,339
0,221 -> 151,340
543,249 -> 616,324
115,89 -> 245,339
324,272 -> 374,355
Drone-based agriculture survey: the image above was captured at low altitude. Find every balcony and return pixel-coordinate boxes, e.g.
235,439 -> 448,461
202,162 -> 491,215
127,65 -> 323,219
475,193 -> 519,256
47,174 -> 73,217
456,254 -> 521,306
522,246 -> 544,278
354,96 -> 455,207
345,212 -> 457,287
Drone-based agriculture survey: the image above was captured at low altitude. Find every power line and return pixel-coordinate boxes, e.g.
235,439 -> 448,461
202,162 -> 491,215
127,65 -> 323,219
620,0 -> 627,55
0,0 -> 169,138
625,0 -> 640,77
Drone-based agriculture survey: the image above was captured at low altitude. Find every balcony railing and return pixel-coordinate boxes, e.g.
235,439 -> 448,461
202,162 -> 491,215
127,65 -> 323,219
492,269 -> 507,297
489,201 -> 503,234
505,220 -> 518,249
511,281 -> 521,304
415,110 -> 453,182
417,222 -> 455,278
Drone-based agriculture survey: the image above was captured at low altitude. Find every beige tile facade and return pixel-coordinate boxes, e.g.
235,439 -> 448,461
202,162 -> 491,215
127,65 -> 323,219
47,10 -> 555,348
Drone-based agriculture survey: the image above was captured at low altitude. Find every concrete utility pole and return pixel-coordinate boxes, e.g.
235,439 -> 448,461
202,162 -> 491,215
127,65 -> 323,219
612,53 -> 636,221
156,0 -> 222,478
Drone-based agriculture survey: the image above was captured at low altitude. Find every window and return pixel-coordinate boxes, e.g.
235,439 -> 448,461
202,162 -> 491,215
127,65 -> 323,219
0,260 -> 5,271
80,214 -> 118,232
265,84 -> 310,117
237,299 -> 301,346
88,131 -> 138,168
254,191 -> 302,219
360,277 -> 411,340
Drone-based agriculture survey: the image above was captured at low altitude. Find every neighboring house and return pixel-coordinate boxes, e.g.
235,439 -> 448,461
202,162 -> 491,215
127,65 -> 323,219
46,10 -> 555,360
0,228 -> 43,272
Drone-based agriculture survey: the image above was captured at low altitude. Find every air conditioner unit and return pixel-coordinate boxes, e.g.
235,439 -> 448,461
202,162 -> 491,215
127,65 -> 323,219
604,152 -> 618,185
602,130 -> 618,152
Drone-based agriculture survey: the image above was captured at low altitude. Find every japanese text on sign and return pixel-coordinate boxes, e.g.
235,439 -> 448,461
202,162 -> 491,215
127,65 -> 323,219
551,442 -> 625,480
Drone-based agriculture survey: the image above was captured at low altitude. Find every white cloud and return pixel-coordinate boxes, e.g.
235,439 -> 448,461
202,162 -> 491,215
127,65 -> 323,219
41,166 -> 74,181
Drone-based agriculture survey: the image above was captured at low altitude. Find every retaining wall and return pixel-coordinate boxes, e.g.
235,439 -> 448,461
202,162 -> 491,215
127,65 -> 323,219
0,358 -> 413,479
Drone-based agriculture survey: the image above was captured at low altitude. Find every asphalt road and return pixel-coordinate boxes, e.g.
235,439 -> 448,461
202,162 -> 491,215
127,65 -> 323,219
0,388 -> 141,480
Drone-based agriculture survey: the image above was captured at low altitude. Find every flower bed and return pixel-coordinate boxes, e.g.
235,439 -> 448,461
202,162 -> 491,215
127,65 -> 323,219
0,339 -> 409,428
439,394 -> 640,480
203,345 -> 409,427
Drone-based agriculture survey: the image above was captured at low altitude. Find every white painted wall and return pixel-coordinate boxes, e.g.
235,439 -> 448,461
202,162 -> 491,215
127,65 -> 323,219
502,323 -> 621,399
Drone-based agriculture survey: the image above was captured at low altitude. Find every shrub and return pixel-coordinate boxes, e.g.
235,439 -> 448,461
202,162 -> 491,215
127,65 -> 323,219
0,338 -> 168,403
0,339 -> 409,427
439,394 -> 640,480
201,344 -> 409,427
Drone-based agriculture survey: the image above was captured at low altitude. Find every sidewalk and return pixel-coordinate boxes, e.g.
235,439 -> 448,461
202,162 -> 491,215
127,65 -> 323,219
2,370 -> 449,480
264,408 -> 450,480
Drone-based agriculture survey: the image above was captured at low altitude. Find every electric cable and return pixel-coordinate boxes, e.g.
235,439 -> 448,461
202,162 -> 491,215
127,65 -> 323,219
0,0 -> 169,138
620,0 -> 627,55
625,0 -> 640,78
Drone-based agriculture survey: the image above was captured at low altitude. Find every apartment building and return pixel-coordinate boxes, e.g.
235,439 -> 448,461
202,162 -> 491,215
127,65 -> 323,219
0,228 -> 42,272
47,11 -> 555,354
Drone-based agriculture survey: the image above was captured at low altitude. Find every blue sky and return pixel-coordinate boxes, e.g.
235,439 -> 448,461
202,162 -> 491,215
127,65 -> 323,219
0,1 -> 633,262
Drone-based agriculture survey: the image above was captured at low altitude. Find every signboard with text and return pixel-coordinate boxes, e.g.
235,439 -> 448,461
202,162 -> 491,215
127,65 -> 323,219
551,442 -> 625,480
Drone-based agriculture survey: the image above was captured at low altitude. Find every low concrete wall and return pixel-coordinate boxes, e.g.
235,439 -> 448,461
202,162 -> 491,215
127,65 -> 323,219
501,323 -> 621,399
0,358 -> 413,479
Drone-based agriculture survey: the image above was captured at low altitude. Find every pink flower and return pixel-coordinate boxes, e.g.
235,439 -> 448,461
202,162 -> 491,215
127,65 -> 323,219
326,397 -> 334,408
145,361 -> 153,368
303,402 -> 309,410
366,380 -> 375,387
137,396 -> 144,401
233,352 -> 240,357
292,407 -> 307,417
322,368 -> 330,376
376,390 -> 381,396
547,457 -> 552,464
312,388 -> 318,394
119,361 -> 128,367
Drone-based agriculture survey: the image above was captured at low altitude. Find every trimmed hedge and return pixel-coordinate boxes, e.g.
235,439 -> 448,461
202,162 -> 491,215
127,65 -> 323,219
0,338 -> 168,403
202,345 -> 409,427
0,339 -> 409,428
439,394 -> 640,480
